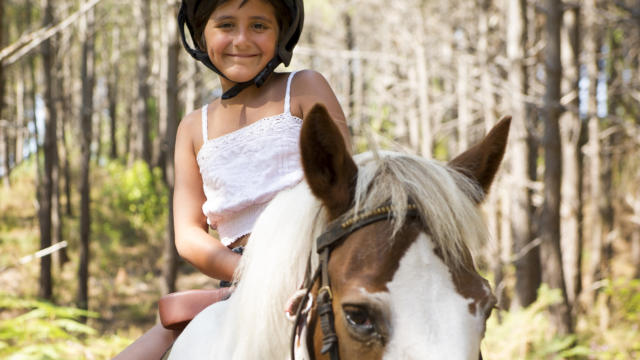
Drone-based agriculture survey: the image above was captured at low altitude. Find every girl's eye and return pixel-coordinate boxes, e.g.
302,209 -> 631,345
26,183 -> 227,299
216,22 -> 234,29
252,23 -> 268,31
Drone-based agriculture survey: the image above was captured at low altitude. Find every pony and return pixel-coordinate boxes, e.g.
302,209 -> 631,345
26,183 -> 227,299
168,104 -> 510,360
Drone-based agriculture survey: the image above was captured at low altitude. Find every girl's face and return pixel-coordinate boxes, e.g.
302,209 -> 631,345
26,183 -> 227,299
204,0 -> 279,87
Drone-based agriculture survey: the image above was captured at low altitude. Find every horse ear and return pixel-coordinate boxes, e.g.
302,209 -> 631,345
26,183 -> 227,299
448,116 -> 511,200
300,104 -> 357,219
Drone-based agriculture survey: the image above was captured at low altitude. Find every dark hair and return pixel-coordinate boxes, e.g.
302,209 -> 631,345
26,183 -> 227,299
192,0 -> 292,51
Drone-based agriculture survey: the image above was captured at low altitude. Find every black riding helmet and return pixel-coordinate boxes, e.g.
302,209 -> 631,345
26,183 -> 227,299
178,0 -> 304,100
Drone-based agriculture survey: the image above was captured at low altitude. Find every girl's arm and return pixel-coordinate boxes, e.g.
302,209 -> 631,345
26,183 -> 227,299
173,111 -> 240,281
292,70 -> 352,151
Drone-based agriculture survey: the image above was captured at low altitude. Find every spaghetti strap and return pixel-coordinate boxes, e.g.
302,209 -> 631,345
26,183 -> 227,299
201,104 -> 209,142
284,71 -> 298,114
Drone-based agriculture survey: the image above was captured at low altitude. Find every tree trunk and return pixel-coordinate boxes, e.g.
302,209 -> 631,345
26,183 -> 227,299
135,0 -> 152,166
162,1 -> 181,294
633,230 -> 640,279
184,60 -> 198,115
583,0 -> 604,303
456,53 -> 470,154
155,6 -> 169,172
507,0 -> 540,308
540,0 -> 572,334
559,3 -> 583,308
53,24 -> 70,268
78,4 -> 96,312
0,133 -> 6,188
39,0 -> 58,301
416,6 -> 432,158
0,0 -> 8,188
108,28 -> 120,160
0,0 -> 9,187
343,12 -> 355,126
0,0 -> 4,179
601,29 -> 622,282
61,57 -> 73,218
16,71 -> 25,166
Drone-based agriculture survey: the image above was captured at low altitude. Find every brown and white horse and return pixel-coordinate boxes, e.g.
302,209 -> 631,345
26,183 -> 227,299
168,104 -> 510,360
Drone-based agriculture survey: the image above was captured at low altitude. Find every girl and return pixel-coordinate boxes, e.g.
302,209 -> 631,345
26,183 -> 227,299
115,0 -> 350,358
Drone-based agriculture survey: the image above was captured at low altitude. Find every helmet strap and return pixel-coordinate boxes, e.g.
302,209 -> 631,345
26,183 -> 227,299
178,5 -> 231,80
220,57 -> 280,100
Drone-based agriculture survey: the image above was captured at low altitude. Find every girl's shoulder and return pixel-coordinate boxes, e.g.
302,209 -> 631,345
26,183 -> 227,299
177,104 -> 212,151
289,70 -> 337,117
178,107 -> 203,136
290,69 -> 328,90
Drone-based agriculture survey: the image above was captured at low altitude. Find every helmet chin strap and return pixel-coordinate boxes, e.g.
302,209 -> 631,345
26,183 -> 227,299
178,8 -> 218,74
220,57 -> 280,100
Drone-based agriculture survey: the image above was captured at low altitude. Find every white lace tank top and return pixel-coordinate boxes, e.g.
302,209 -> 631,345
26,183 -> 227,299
197,71 -> 303,246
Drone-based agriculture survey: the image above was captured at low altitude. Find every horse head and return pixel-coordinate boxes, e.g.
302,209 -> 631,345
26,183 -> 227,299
297,104 -> 510,360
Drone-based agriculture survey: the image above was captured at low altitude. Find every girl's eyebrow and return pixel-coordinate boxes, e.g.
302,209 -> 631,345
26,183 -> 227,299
249,15 -> 275,23
213,15 -> 275,23
213,15 -> 235,22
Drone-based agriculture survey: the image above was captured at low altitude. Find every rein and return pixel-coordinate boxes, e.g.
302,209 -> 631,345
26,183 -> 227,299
290,204 -> 419,360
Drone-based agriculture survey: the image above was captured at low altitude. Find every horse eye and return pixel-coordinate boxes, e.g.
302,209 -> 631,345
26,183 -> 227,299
343,306 -> 376,335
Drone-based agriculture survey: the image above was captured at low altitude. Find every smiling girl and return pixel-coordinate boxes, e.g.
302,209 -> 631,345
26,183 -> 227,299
114,0 -> 350,358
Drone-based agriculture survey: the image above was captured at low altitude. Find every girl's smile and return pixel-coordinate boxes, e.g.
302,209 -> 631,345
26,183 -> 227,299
204,0 -> 279,89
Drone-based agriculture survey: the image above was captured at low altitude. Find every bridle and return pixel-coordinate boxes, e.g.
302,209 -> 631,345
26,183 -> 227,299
289,202 -> 485,360
290,204 -> 419,360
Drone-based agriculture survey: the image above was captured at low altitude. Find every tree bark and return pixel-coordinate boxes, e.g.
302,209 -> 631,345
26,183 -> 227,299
601,29 -> 622,282
416,6 -> 432,158
184,60 -> 198,115
156,6 -> 169,172
559,3 -> 583,308
39,0 -> 58,301
16,70 -> 25,166
456,53 -> 470,154
540,0 -> 572,334
135,0 -> 152,166
108,28 -> 120,160
0,133 -> 6,188
162,1 -> 181,294
78,4 -> 96,312
633,231 -> 640,279
583,0 -> 604,303
0,0 -> 6,188
343,12 -> 355,125
61,55 -> 73,217
27,0 -> 43,210
507,0 -> 540,308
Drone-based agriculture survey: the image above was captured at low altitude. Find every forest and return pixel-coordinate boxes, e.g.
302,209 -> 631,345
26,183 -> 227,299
1,0 -> 639,358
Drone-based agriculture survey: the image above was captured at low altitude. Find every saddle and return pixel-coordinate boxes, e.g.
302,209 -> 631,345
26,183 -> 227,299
158,288 -> 232,331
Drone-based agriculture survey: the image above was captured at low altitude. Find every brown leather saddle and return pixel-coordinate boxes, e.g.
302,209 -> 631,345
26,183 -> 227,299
158,288 -> 233,331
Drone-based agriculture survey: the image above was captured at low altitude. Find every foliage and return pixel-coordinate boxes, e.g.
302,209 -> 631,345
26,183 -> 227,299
483,284 -> 591,359
89,160 -> 168,275
484,281 -> 640,359
101,160 -> 168,227
94,160 -> 168,245
0,293 -> 90,359
580,279 -> 640,359
0,293 -> 133,359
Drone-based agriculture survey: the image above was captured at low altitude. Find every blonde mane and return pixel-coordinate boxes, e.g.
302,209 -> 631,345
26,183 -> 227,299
219,150 -> 489,359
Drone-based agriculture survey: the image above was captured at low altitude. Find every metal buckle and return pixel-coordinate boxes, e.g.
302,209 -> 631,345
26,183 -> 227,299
318,285 -> 333,300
